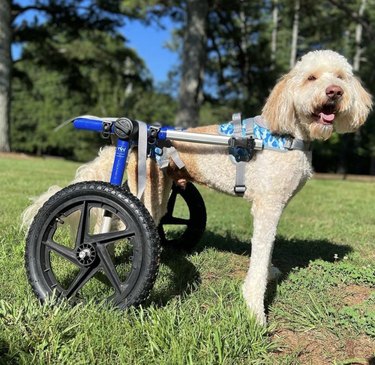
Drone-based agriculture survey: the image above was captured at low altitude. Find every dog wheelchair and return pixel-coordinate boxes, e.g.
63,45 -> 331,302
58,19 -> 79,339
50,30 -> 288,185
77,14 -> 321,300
25,114 -> 259,308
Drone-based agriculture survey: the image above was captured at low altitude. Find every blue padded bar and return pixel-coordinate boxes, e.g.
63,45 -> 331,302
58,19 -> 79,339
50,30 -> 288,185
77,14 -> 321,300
73,118 -> 104,132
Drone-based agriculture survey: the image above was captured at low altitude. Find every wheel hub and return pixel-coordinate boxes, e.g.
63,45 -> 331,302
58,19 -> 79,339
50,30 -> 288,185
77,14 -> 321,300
76,243 -> 97,266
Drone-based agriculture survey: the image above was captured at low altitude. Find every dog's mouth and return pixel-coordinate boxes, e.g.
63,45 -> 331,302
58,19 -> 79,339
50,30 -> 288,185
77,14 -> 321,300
312,103 -> 337,125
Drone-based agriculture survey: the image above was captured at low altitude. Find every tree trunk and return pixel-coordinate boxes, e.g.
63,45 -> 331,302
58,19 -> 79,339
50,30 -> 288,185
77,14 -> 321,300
290,0 -> 299,68
239,3 -> 250,102
353,0 -> 366,72
175,0 -> 208,128
271,0 -> 279,69
0,0 -> 11,152
337,0 -> 367,175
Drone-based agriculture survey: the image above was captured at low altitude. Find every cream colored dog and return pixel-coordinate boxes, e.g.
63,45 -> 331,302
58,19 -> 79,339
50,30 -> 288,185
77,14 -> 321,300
22,50 -> 372,325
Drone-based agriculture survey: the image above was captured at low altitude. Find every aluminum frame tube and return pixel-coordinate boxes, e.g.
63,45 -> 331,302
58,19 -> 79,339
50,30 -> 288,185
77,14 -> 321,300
165,130 -> 230,146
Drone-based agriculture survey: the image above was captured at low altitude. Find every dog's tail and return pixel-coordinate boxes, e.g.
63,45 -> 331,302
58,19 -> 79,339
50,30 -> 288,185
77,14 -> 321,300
21,185 -> 62,232
21,146 -> 117,234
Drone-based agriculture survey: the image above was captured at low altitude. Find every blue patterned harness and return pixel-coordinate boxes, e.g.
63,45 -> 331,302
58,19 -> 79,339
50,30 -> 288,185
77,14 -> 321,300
218,116 -> 311,152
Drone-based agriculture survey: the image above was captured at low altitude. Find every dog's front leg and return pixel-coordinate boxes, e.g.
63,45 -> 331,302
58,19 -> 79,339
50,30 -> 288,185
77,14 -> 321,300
242,198 -> 285,325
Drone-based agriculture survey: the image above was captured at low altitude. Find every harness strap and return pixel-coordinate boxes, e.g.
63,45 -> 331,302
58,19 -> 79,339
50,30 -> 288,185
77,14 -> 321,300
169,147 -> 185,169
233,112 -> 242,136
283,138 -> 311,151
245,118 -> 254,135
232,113 -> 247,196
156,146 -> 185,170
137,121 -> 148,199
234,163 -> 247,195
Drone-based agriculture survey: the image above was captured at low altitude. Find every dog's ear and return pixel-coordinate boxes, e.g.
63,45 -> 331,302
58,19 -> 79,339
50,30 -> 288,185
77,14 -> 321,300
262,75 -> 296,134
336,76 -> 373,133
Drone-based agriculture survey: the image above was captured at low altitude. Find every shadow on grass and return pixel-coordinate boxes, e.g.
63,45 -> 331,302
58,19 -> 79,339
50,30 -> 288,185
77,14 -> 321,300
145,230 -> 352,308
147,246 -> 201,307
195,231 -> 352,274
197,231 -> 353,311
0,339 -> 16,364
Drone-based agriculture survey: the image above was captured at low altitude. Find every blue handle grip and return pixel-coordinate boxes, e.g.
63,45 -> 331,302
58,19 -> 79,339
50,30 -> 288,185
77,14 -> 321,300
73,118 -> 105,132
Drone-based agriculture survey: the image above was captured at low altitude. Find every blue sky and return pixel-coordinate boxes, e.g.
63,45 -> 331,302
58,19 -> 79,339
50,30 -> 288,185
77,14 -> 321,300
123,19 -> 178,83
11,3 -> 178,84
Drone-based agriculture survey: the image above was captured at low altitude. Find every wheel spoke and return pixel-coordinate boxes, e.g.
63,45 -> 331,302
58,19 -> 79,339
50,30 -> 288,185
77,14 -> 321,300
75,200 -> 89,246
44,240 -> 77,265
96,245 -> 123,293
64,266 -> 98,298
164,217 -> 191,226
92,229 -> 135,245
166,188 -> 178,215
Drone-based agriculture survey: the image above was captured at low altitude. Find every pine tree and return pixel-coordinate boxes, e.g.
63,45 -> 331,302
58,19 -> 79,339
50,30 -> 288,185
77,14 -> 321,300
0,0 -> 128,152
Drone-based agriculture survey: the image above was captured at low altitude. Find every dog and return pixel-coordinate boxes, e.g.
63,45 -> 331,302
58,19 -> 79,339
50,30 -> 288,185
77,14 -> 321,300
22,50 -> 372,325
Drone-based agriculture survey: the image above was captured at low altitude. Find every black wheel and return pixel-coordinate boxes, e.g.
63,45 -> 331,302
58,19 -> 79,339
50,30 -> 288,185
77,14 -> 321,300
158,182 -> 206,251
25,181 -> 160,308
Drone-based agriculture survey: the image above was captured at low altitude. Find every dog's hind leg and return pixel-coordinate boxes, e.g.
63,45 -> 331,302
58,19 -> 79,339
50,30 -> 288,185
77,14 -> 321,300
242,198 -> 285,325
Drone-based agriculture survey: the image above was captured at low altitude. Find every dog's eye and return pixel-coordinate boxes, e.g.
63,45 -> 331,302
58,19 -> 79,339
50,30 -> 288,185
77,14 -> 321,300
337,74 -> 344,80
307,75 -> 317,81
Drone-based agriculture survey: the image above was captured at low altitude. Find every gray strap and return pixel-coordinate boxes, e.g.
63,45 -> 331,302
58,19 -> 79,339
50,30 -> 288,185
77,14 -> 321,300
232,113 -> 242,136
169,147 -> 185,169
137,121 -> 148,199
244,117 -> 255,135
234,162 -> 247,195
284,138 -> 311,151
232,113 -> 246,196
158,147 -> 170,169
156,146 -> 185,170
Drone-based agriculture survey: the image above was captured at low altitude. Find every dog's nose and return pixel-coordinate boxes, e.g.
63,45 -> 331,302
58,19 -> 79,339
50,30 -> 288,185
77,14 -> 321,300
326,85 -> 344,100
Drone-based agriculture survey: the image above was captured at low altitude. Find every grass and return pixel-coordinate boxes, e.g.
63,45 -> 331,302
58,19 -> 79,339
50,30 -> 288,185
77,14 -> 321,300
0,154 -> 374,364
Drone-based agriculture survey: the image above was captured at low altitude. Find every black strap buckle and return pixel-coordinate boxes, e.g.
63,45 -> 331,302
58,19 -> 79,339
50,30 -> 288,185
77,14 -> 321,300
234,185 -> 246,195
228,136 -> 256,162
101,121 -> 112,139
148,125 -> 160,145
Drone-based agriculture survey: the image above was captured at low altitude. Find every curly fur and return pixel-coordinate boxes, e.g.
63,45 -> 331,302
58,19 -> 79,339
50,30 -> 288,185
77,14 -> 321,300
21,50 -> 372,325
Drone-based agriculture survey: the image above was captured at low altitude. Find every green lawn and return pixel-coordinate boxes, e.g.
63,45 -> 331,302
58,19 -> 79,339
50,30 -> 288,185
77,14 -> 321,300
0,155 -> 374,364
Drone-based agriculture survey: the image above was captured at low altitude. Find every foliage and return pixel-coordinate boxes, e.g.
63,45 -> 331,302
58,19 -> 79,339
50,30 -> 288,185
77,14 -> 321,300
7,0 -> 375,172
11,29 -> 176,160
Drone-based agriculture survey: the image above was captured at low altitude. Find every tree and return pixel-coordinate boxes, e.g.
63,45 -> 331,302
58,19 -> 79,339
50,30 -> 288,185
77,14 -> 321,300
289,0 -> 299,68
175,0 -> 209,127
205,1 -> 277,116
353,0 -> 367,73
0,0 -> 128,152
0,0 -> 11,152
11,30 -> 153,160
270,0 -> 279,69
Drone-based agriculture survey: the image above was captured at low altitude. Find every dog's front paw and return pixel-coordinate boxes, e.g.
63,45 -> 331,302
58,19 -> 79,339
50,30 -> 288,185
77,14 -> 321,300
242,286 -> 267,326
252,310 -> 267,326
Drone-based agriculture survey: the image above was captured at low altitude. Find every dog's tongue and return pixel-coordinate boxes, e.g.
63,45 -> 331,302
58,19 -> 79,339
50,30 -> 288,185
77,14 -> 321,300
319,112 -> 335,124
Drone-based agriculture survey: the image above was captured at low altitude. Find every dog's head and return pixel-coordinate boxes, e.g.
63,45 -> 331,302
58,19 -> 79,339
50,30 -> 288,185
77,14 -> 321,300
262,50 -> 373,140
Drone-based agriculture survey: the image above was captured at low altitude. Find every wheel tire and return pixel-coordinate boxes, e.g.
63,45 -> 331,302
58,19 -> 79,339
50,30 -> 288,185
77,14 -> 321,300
25,181 -> 160,308
158,182 -> 206,251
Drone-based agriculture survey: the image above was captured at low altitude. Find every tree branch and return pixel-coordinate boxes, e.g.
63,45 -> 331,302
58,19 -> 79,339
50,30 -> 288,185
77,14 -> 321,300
11,4 -> 51,22
327,0 -> 374,37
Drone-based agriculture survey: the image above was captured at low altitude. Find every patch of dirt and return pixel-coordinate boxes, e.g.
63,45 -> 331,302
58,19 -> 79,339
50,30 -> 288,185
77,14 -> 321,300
229,255 -> 248,279
271,328 -> 375,364
0,152 -> 33,160
341,285 -> 373,306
